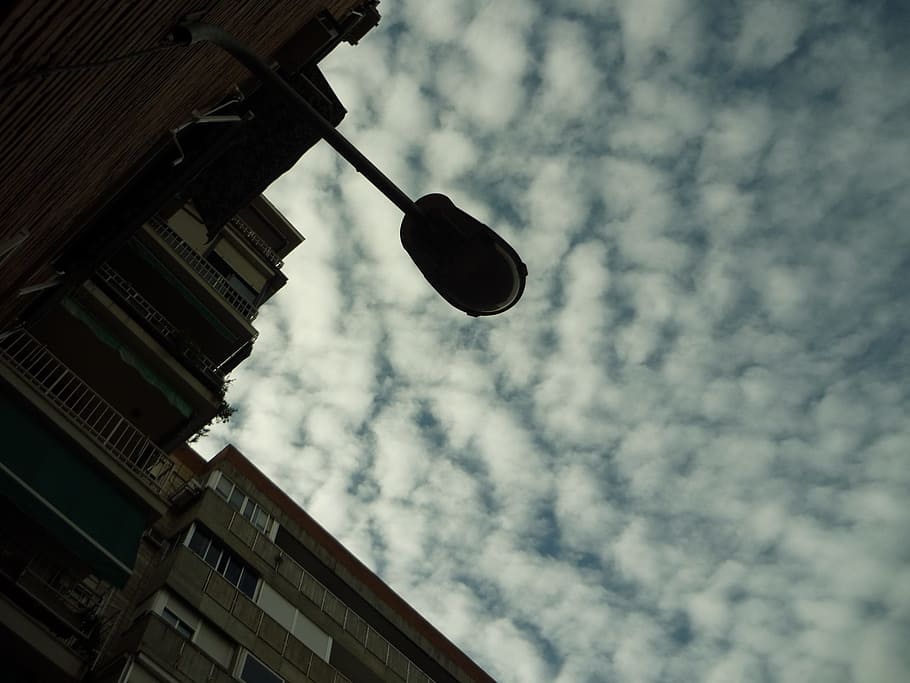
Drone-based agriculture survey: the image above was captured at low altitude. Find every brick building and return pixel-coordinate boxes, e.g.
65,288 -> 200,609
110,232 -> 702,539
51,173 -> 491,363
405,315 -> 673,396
0,0 -> 378,326
0,1 -> 495,680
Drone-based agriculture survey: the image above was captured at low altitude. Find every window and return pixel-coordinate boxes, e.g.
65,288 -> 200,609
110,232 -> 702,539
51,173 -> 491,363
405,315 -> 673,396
252,506 -> 269,530
186,525 -> 259,599
161,607 -> 195,639
293,613 -> 332,661
224,556 -> 244,585
155,592 -> 235,668
257,582 -> 332,662
238,570 -> 258,599
187,525 -> 211,557
229,487 -> 245,512
257,583 -> 295,631
206,251 -> 259,305
211,473 -> 275,535
239,652 -> 283,683
215,474 -> 233,499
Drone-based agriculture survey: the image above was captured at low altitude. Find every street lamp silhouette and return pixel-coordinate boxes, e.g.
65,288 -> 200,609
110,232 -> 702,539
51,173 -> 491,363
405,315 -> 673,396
168,22 -> 527,316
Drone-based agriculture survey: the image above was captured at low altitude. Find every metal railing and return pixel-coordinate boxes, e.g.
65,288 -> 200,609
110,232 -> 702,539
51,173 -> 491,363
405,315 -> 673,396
228,513 -> 434,683
22,553 -> 112,619
184,548 -> 353,683
228,215 -> 284,268
115,611 -> 240,683
0,329 -> 183,499
148,217 -> 257,321
0,529 -> 118,658
95,263 -> 224,387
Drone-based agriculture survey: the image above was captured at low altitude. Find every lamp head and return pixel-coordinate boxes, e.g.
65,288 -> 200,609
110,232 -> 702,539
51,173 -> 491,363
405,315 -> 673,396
400,194 -> 527,316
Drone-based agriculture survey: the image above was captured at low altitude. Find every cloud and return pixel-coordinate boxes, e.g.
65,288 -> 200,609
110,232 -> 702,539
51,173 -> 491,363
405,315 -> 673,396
197,1 -> 910,681
615,0 -> 703,73
733,1 -> 805,70
537,19 -> 602,116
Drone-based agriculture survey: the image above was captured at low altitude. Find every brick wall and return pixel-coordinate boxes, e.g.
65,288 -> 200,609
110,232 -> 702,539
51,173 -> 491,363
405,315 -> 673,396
0,0 -> 365,324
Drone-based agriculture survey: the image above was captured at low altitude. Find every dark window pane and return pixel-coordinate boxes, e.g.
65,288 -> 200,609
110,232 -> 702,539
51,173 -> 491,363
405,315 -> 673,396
215,475 -> 233,499
241,501 -> 255,520
228,273 -> 258,305
224,556 -> 243,586
162,608 -> 195,640
216,550 -> 230,574
207,252 -> 260,305
253,508 -> 269,532
240,654 -> 283,683
229,488 -> 245,511
238,568 -> 258,599
187,527 -> 210,558
204,541 -> 222,568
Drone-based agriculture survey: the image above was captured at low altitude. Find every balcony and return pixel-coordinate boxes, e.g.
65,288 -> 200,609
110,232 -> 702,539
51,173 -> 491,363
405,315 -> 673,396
229,215 -> 284,268
0,527 -> 121,670
95,263 -> 224,390
0,329 -> 185,501
0,543 -> 109,640
224,512 -> 434,683
156,546 -> 355,683
148,216 -> 257,321
115,612 -> 235,683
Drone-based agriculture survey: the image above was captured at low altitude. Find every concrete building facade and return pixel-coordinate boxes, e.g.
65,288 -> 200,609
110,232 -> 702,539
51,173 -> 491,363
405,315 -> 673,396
0,193 -> 305,680
90,445 -> 495,683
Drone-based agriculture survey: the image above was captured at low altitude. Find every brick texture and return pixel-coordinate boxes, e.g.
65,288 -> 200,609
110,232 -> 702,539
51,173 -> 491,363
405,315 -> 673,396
0,0 -> 363,324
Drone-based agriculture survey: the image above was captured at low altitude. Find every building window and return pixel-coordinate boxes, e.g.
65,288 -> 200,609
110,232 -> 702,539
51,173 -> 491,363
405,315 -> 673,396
211,472 -> 275,536
153,591 -> 235,668
238,652 -> 284,683
206,251 -> 259,305
186,525 -> 259,599
161,606 -> 195,640
257,582 -> 332,661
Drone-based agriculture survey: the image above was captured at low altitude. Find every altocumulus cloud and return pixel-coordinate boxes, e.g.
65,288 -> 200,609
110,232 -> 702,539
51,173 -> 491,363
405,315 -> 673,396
198,1 -> 910,681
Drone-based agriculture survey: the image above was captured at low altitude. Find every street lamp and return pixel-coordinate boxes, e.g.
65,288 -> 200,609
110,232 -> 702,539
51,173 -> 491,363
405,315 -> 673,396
168,22 -> 527,316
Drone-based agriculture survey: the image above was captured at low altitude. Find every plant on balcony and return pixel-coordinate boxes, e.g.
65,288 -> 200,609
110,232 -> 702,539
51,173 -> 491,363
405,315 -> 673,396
189,378 -> 235,443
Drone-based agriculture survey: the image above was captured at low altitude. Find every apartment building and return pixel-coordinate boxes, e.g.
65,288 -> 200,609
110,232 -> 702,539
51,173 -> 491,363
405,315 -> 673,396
0,2 -> 494,681
92,444 -> 494,683
0,6 -> 381,675
0,0 -> 380,325
0,194 -> 305,681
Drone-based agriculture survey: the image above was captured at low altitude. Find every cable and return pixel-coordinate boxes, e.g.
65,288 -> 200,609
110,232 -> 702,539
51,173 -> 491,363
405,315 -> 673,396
0,43 -> 178,92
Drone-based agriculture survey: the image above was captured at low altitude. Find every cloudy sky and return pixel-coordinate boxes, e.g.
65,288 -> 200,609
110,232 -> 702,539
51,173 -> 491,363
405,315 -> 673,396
197,1 -> 910,680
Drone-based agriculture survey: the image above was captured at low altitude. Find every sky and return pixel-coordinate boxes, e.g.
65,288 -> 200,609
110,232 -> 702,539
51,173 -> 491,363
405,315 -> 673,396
196,1 -> 910,681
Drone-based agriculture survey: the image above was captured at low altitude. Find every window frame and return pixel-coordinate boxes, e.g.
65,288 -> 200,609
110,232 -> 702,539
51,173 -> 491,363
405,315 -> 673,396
185,523 -> 260,599
152,591 -> 236,669
210,472 -> 275,537
237,651 -> 284,683
161,606 -> 196,640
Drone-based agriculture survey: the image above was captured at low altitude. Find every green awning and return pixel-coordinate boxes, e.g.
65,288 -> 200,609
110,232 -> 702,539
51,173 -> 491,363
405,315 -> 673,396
0,391 -> 148,586
129,239 -> 238,341
61,297 -> 193,418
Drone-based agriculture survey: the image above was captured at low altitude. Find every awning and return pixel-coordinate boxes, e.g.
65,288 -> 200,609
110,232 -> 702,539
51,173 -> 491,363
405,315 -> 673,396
0,390 -> 148,586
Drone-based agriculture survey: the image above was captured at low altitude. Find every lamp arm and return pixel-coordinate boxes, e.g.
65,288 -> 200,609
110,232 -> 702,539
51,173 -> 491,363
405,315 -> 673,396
169,21 -> 424,219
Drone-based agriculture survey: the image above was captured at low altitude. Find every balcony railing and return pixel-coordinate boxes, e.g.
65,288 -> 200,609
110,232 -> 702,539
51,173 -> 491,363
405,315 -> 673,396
229,215 -> 284,268
0,329 -> 184,499
116,612 -> 237,683
0,529 -> 116,658
177,546 -> 354,683
95,264 -> 224,388
148,217 -> 257,321
227,513 -> 434,683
